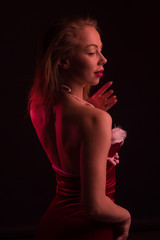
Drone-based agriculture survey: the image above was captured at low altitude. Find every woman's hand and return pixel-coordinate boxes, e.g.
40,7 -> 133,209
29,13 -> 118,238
114,215 -> 131,240
107,152 -> 119,166
88,81 -> 117,111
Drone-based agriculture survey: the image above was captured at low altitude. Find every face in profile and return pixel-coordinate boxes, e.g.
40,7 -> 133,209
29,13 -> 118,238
64,25 -> 107,86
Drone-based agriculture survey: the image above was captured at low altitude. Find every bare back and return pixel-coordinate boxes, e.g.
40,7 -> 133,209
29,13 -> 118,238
30,93 -> 111,174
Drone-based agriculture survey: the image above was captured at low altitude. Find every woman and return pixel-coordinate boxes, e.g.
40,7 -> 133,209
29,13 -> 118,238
28,17 -> 131,240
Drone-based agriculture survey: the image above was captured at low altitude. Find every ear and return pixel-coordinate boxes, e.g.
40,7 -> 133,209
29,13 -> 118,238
58,57 -> 70,69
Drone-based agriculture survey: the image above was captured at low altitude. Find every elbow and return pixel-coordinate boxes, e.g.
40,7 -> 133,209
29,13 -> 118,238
81,200 -> 102,218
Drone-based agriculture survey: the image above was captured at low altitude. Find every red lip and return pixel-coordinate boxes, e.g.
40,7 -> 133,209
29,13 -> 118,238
94,69 -> 104,73
94,69 -> 104,77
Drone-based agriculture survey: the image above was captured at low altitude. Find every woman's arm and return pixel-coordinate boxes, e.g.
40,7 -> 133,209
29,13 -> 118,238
80,109 -> 131,238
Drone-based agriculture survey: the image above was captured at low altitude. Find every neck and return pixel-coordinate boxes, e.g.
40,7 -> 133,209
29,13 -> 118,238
62,81 -> 85,99
61,84 -> 94,108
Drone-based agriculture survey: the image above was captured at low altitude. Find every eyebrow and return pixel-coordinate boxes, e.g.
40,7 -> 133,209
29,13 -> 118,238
85,44 -> 103,49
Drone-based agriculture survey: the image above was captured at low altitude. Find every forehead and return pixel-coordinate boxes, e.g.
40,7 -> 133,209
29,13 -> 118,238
76,25 -> 102,48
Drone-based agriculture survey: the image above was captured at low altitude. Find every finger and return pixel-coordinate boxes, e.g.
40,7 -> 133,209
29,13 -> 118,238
104,97 -> 117,109
101,89 -> 114,99
115,237 -> 123,240
115,152 -> 119,158
108,158 -> 117,166
105,99 -> 117,111
95,81 -> 113,96
115,237 -> 127,240
111,161 -> 117,166
104,95 -> 117,104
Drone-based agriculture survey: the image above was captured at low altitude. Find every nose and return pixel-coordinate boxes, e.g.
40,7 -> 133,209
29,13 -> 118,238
99,53 -> 107,65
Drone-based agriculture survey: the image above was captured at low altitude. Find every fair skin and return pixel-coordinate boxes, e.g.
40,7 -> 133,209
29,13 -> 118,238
89,81 -> 117,111
30,25 -> 131,240
60,26 -> 117,111
60,25 -> 107,97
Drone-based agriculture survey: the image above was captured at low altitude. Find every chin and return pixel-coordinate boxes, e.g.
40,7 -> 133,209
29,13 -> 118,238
84,77 -> 100,86
91,78 -> 100,86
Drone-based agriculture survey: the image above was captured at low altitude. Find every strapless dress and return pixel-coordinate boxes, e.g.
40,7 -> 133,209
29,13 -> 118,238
35,160 -> 116,240
35,86 -> 126,239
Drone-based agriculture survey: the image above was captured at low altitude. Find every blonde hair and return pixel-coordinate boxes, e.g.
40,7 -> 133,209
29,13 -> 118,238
28,16 -> 100,110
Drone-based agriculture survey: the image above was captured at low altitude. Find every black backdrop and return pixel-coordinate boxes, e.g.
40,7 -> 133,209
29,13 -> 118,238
1,1 -> 160,238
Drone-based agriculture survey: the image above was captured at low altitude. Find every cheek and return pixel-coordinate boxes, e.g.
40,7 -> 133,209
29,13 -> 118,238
69,53 -> 96,78
70,58 -> 88,75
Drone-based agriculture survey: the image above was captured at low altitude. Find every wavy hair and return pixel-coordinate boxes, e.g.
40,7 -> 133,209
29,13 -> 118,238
28,16 -> 100,110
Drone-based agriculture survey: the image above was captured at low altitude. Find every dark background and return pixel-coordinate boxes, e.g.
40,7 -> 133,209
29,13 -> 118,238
1,1 -> 160,238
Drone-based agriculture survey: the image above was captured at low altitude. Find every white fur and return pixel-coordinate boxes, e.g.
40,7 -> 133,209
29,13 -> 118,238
111,127 -> 127,145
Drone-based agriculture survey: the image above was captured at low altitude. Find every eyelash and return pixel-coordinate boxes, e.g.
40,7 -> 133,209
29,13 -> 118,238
88,50 -> 102,56
88,52 -> 95,56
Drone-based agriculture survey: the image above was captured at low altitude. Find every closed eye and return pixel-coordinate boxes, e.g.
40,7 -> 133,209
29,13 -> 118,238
88,52 -> 96,56
88,48 -> 103,56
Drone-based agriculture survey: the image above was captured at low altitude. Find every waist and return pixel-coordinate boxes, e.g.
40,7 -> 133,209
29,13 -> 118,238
53,162 -> 116,202
55,180 -> 115,203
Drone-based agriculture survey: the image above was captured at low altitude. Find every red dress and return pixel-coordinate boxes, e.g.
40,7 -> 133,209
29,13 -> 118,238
35,161 -> 116,240
33,88 -> 126,239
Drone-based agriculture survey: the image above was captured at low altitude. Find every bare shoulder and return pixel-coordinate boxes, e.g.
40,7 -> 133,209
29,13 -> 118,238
30,104 -> 43,122
29,103 -> 48,127
77,106 -> 112,137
